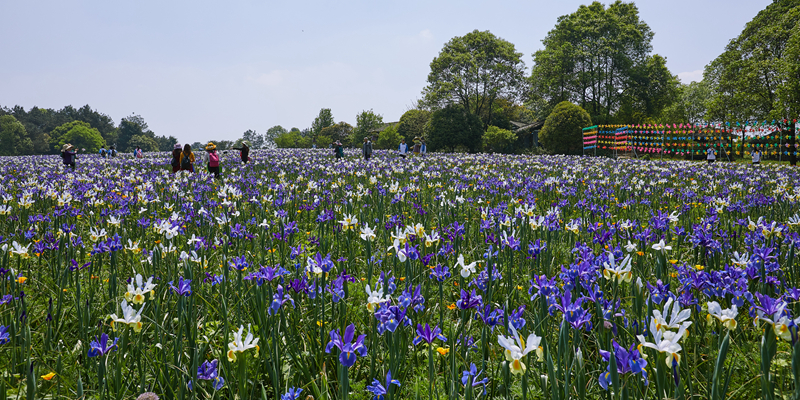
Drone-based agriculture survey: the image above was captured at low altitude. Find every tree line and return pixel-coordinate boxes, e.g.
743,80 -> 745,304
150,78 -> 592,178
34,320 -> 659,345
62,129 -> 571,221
3,1 -> 798,157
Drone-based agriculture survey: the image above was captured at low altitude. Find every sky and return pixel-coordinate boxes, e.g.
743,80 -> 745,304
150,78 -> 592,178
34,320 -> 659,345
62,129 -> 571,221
0,0 -> 771,144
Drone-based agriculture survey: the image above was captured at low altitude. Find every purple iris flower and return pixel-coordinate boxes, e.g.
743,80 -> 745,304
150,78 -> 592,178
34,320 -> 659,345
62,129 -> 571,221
646,280 -> 671,304
474,304 -> 503,331
413,323 -> 447,346
375,305 -> 411,334
598,340 -> 648,390
429,264 -> 451,282
753,293 -> 786,317
88,333 -> 118,357
269,285 -> 295,315
507,305 -> 526,330
456,289 -> 482,310
365,370 -> 400,400
527,239 -> 547,258
228,255 -> 250,271
398,284 -> 425,312
553,291 -> 592,331
325,324 -> 367,367
197,359 -> 225,390
0,325 -> 9,345
0,294 -> 12,306
169,277 -> 192,296
281,388 -> 303,400
245,265 -> 290,285
461,363 -> 488,394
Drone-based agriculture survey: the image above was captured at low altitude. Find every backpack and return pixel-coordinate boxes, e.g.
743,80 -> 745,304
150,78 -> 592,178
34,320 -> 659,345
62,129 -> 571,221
111,149 -> 117,157
181,153 -> 192,169
209,152 -> 219,167
171,154 -> 180,167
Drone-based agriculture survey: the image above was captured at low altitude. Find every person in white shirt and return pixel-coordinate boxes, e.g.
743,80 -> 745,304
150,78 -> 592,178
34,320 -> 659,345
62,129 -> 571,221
751,149 -> 761,165
399,139 -> 408,159
706,146 -> 716,164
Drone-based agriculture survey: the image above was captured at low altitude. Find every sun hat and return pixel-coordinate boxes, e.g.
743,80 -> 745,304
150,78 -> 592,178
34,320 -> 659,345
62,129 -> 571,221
205,142 -> 217,151
241,140 -> 251,147
174,143 -> 182,150
61,143 -> 73,152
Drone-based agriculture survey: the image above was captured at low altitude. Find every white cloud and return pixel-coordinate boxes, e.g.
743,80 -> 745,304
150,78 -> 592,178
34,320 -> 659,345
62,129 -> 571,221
677,69 -> 703,83
418,29 -> 433,41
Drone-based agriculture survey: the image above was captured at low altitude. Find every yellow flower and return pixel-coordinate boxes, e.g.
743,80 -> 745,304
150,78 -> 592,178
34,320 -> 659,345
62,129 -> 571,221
436,347 -> 450,356
16,276 -> 27,284
41,372 -> 56,381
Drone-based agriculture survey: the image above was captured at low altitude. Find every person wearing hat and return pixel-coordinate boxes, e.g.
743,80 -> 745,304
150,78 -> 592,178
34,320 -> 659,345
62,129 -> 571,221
171,143 -> 183,173
232,141 -> 251,164
335,141 -> 344,159
60,144 -> 78,171
205,142 -> 221,179
362,137 -> 373,160
180,144 -> 196,172
412,136 -> 421,156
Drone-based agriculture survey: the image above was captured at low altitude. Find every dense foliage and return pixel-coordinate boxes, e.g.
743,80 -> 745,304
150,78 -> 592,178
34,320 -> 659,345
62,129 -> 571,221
426,104 -> 483,153
539,101 -> 592,155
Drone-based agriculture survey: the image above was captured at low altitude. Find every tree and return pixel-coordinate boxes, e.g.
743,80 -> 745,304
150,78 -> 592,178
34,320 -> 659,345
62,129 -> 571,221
0,115 -> 34,156
539,101 -> 592,155
311,109 -> 335,136
704,1 -> 800,122
396,110 -> 431,142
49,121 -> 106,154
660,81 -> 711,124
530,1 -> 671,125
423,30 -> 526,128
242,129 -> 264,149
426,104 -> 483,152
117,114 -> 153,151
482,126 -> 517,153
353,110 -> 383,144
376,125 -> 402,150
61,105 -> 117,144
319,122 -> 354,146
274,131 -> 311,148
778,18 -> 800,118
128,135 -> 159,152
264,125 -> 287,148
155,135 -> 178,152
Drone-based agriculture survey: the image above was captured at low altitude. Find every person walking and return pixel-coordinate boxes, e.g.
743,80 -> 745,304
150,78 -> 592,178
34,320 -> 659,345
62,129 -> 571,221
399,139 -> 407,159
232,141 -> 251,164
706,144 -> 717,164
60,144 -> 77,172
362,137 -> 373,161
171,143 -> 183,173
180,144 -> 195,173
134,146 -> 143,159
412,137 -> 421,156
109,145 -> 117,157
205,142 -> 221,179
751,148 -> 761,165
99,145 -> 107,159
420,139 -> 427,156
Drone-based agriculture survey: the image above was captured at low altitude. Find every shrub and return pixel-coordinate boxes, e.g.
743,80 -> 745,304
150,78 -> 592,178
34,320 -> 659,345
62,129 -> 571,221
483,126 -> 517,153
539,101 -> 592,155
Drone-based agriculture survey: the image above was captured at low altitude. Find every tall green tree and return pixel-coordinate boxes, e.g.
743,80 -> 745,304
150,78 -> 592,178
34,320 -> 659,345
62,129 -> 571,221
396,110 -> 431,142
242,129 -> 265,149
319,122 -> 354,146
425,104 -> 483,153
778,18 -> 800,118
353,110 -> 383,143
265,125 -> 288,148
530,1 -> 673,124
704,1 -> 800,122
117,114 -> 152,151
422,30 -> 526,128
49,121 -> 106,154
660,81 -> 711,124
538,101 -> 592,155
0,115 -> 34,156
375,125 -> 403,150
128,135 -> 159,152
311,108 -> 335,136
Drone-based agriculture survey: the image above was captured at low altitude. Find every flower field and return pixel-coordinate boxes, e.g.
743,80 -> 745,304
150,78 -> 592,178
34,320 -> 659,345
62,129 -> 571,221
1,149 -> 800,400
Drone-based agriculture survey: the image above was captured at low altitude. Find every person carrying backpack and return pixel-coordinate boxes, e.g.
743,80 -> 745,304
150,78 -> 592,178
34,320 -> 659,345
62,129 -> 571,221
362,137 -> 373,160
134,146 -> 144,159
110,145 -> 117,157
99,146 -> 107,158
171,143 -> 183,173
706,145 -> 716,165
180,144 -> 195,172
205,142 -> 221,179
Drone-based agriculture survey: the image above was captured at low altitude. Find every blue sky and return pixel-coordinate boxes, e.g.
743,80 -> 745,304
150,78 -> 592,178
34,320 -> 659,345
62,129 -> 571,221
0,0 -> 770,144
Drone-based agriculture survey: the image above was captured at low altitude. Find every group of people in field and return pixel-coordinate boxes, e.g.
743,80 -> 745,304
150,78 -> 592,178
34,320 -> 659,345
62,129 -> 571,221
339,136 -> 426,161
705,145 -> 762,165
58,141 -> 253,177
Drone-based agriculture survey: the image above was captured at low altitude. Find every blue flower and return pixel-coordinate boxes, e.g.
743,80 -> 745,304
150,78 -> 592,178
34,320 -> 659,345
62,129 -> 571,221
281,387 -> 303,400
365,370 -> 401,400
88,333 -> 118,357
325,324 -> 367,367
